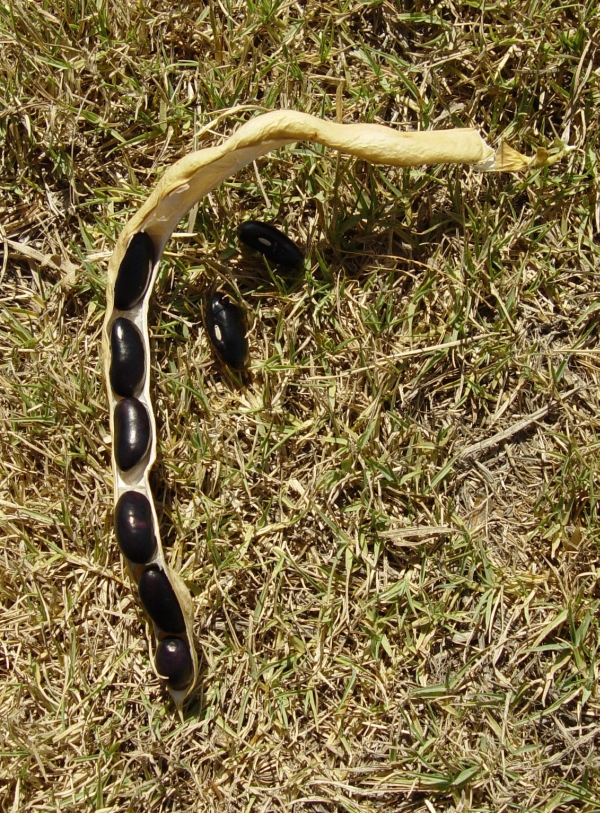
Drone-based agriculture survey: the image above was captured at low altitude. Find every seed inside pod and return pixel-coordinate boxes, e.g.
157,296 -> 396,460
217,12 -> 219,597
114,232 -> 155,311
114,397 -> 150,471
114,491 -> 156,564
110,318 -> 146,398
138,566 -> 186,634
238,221 -> 304,271
155,637 -> 194,691
206,292 -> 248,370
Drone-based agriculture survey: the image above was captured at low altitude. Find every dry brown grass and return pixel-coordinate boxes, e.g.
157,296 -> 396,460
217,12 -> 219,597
1,1 -> 599,811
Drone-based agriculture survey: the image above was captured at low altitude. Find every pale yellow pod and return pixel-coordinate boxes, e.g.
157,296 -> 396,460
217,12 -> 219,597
102,110 -> 536,704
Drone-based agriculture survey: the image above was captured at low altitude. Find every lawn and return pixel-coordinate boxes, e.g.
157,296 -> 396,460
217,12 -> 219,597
1,1 -> 599,811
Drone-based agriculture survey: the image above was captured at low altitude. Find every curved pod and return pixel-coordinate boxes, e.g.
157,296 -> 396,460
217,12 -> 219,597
110,318 -> 145,397
103,111 -> 528,704
206,292 -> 248,370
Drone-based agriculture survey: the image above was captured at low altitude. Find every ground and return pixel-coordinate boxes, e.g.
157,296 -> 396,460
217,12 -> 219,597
0,1 -> 599,811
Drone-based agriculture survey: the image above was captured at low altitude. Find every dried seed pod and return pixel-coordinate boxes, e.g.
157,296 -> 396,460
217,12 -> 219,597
155,637 -> 194,691
206,292 -> 248,370
110,318 -> 145,398
103,110 -> 531,704
114,491 -> 156,564
114,232 -> 155,311
138,566 -> 186,634
238,221 -> 304,270
114,397 -> 150,471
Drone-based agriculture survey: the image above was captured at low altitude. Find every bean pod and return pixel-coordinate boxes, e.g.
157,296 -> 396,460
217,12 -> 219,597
103,110 -> 508,705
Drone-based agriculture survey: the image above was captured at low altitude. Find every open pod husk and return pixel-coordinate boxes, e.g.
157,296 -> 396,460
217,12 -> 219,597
102,109 -> 546,704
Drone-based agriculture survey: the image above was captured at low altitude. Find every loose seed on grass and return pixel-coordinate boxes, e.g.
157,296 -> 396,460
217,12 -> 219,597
138,566 -> 186,634
113,232 -> 155,311
206,291 -> 248,370
110,318 -> 145,397
114,397 -> 150,471
114,491 -> 156,564
238,221 -> 304,270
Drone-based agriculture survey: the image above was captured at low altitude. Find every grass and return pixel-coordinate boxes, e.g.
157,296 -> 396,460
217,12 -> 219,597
1,0 -> 599,811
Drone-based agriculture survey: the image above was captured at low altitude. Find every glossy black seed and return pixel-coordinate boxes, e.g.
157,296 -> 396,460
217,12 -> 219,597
114,232 -> 155,311
114,397 -> 150,471
155,637 -> 194,691
110,318 -> 145,397
138,566 -> 186,634
238,221 -> 303,270
206,292 -> 248,370
114,491 -> 156,564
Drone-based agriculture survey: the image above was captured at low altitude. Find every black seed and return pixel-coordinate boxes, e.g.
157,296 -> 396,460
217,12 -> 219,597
114,491 -> 156,564
110,318 -> 146,397
238,221 -> 303,270
114,232 -> 155,311
206,292 -> 248,370
155,637 -> 194,691
114,397 -> 150,471
138,566 -> 186,634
